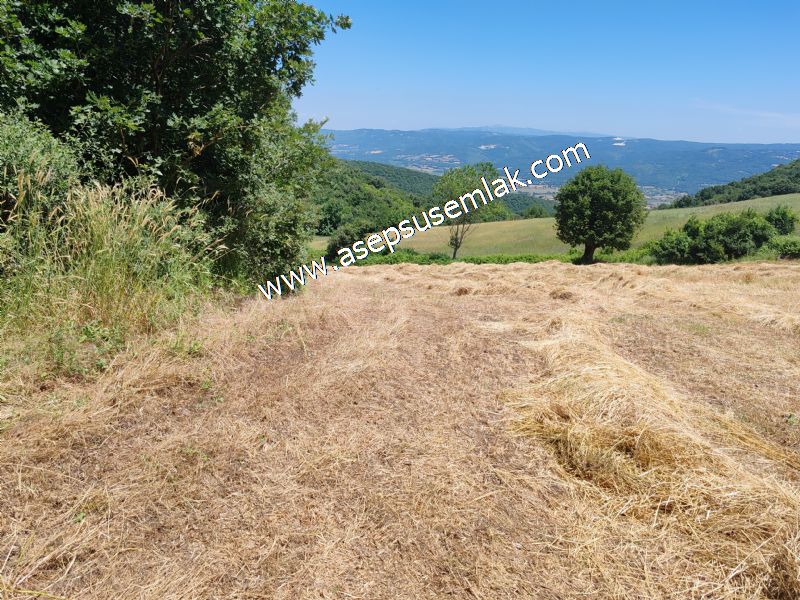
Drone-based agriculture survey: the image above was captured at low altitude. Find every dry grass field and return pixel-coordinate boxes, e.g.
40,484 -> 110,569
1,261 -> 799,599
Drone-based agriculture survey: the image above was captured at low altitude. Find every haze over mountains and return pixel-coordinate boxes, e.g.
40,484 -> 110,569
324,127 -> 800,203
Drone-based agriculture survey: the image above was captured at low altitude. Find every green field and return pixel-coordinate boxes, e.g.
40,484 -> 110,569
311,193 -> 800,257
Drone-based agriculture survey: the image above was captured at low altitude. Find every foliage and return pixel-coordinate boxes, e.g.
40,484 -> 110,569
1,176 -> 213,376
554,165 -> 647,263
0,111 -> 79,223
650,229 -> 694,264
430,162 -> 509,258
671,159 -> 800,208
522,203 -> 550,218
432,163 -> 513,224
347,160 -> 438,197
359,248 -> 565,266
0,0 -> 349,281
765,204 -> 798,235
596,242 -> 657,265
651,210 -> 777,264
504,192 -> 555,217
768,235 -> 800,259
324,220 -> 373,259
310,159 -> 415,236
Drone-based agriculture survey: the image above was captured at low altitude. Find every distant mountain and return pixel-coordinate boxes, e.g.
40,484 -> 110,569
670,159 -> 800,207
446,125 -> 610,138
324,128 -> 800,197
347,160 -> 438,197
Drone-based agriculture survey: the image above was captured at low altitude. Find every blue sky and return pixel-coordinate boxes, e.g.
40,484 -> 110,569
293,1 -> 800,143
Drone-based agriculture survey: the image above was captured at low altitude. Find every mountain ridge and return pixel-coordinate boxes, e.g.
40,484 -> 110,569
324,128 -> 800,201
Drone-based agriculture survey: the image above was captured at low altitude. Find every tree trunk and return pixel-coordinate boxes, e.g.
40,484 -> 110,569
581,242 -> 596,264
452,245 -> 459,259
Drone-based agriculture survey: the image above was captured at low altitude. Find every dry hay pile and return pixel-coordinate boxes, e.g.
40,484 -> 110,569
509,314 -> 800,598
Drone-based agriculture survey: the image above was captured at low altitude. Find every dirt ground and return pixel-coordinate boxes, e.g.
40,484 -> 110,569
1,261 -> 799,599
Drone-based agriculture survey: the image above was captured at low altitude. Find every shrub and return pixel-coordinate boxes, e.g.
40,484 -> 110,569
769,236 -> 800,259
236,184 -> 315,283
0,111 -> 80,224
325,221 -> 373,259
522,204 -> 549,218
765,205 -> 798,235
361,249 -> 447,266
651,230 -> 692,264
695,210 -> 775,261
650,210 -> 777,264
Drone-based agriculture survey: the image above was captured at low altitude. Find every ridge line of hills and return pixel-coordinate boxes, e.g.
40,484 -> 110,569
324,127 -> 800,200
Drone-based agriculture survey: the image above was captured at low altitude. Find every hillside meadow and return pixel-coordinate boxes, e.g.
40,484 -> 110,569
310,193 -> 800,257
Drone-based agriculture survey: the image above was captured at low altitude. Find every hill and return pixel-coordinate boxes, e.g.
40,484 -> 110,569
671,159 -> 800,207
393,193 -> 800,257
347,160 -> 438,197
309,160 -> 416,235
324,128 -> 800,197
502,192 -> 555,216
3,261 -> 799,598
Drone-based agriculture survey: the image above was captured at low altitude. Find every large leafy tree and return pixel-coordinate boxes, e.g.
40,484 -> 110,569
554,165 -> 646,263
0,0 -> 349,279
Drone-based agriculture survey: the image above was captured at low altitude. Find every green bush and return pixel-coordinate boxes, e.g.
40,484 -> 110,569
325,220 -> 374,259
651,229 -> 694,264
360,249 -> 450,266
236,184 -> 315,283
598,242 -> 657,264
522,204 -> 550,218
765,205 -> 798,235
0,111 -> 80,224
0,3 -> 350,283
461,254 -> 559,265
651,211 -> 777,264
696,211 -> 774,261
769,236 -> 800,259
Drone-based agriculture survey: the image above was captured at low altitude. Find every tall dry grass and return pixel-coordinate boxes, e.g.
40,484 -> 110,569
0,173 -> 214,386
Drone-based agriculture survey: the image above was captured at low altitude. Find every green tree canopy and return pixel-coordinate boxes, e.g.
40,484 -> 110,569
0,0 -> 350,280
554,165 -> 646,263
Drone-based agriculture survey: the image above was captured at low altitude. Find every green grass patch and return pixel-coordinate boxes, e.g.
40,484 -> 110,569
310,193 -> 800,259
358,248 -> 569,267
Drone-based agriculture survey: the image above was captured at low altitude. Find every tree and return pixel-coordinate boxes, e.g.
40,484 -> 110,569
432,162 -> 500,259
523,204 -> 549,219
765,204 -> 798,235
554,165 -> 646,263
0,1 -> 350,280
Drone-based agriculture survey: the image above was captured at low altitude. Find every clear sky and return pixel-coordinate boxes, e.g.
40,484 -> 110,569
293,0 -> 800,143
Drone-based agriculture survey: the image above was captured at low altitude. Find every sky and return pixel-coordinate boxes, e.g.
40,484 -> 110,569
293,0 -> 800,144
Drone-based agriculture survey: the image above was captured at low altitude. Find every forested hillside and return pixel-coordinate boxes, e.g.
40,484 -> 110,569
310,160 -> 417,235
347,160 -> 438,196
502,193 -> 555,216
670,159 -> 800,207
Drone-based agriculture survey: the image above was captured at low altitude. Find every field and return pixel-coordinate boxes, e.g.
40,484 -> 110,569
309,193 -> 800,257
2,260 -> 799,598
